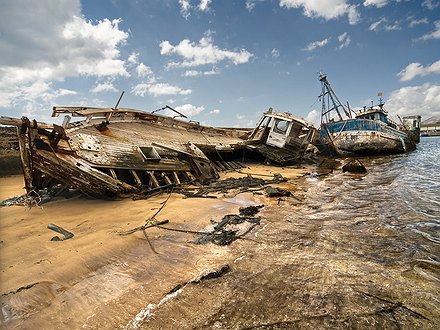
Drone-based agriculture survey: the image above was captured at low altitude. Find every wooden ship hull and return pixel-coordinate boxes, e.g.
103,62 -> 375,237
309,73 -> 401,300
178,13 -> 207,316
0,106 -> 315,199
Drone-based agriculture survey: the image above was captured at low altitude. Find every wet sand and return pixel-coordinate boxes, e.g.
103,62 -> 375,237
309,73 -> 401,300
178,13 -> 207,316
0,165 -> 307,329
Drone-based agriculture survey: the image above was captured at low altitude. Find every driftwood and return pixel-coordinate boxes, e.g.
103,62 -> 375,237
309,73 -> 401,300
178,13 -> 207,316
48,223 -> 74,241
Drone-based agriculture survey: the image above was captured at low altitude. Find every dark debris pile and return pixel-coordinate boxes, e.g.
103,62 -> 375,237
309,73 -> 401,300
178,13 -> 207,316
195,204 -> 264,246
179,175 -> 287,198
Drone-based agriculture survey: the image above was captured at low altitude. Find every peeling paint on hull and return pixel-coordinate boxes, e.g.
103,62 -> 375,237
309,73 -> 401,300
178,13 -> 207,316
323,130 -> 414,156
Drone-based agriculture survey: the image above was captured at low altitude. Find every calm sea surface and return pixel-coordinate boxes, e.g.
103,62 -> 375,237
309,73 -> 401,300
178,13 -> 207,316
137,137 -> 440,329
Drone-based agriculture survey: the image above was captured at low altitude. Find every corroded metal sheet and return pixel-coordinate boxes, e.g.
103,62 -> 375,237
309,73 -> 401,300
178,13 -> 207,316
69,133 -> 110,165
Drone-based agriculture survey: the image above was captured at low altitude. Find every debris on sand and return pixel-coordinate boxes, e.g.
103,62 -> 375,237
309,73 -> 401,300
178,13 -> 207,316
239,204 -> 264,216
178,175 -> 287,198
196,205 -> 264,246
47,223 -> 74,241
265,186 -> 292,197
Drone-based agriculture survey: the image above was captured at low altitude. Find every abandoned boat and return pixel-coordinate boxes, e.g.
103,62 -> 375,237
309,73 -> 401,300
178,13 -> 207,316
0,105 -> 315,198
316,73 -> 420,156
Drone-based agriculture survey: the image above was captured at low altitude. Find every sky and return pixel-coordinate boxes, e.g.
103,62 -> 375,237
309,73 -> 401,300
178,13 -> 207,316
0,0 -> 439,128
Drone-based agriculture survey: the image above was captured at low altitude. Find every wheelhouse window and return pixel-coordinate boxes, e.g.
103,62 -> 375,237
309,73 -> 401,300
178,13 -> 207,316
273,119 -> 289,134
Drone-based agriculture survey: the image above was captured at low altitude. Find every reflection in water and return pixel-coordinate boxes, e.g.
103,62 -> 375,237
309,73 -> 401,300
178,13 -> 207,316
138,137 -> 440,329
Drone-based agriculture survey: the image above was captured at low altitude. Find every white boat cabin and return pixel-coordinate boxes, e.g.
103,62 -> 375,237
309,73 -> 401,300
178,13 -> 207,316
248,108 -> 314,149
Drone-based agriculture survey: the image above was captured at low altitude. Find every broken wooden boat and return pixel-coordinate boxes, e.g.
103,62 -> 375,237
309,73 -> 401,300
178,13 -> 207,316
0,105 -> 315,198
316,73 -> 420,156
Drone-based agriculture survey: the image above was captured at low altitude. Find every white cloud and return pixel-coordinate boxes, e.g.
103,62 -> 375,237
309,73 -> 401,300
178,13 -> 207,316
175,104 -> 204,116
337,32 -> 351,49
280,0 -> 360,25
398,59 -> 440,81
271,48 -> 280,58
303,38 -> 329,51
128,52 -> 139,64
305,109 -> 320,127
384,21 -> 401,31
387,83 -> 440,118
0,0 -> 129,114
246,0 -> 265,12
160,34 -> 253,68
363,0 -> 388,8
198,0 -> 212,12
204,67 -> 220,75
183,70 -> 201,77
183,67 -> 219,77
419,20 -> 440,40
369,17 -> 402,32
422,0 -> 440,10
90,81 -> 117,93
210,109 -> 221,114
136,62 -> 153,78
131,83 -> 192,97
408,17 -> 428,28
179,0 -> 191,19
369,18 -> 386,31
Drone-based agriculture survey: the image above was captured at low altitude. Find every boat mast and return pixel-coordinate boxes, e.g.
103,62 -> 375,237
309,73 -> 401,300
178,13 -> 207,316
319,73 -> 352,124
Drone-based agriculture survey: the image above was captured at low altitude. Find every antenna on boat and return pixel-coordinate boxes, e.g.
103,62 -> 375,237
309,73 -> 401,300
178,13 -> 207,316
318,72 -> 352,124
114,91 -> 125,109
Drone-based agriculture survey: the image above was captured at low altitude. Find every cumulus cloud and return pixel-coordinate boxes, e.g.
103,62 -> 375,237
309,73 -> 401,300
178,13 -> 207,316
280,0 -> 360,25
305,109 -> 320,127
132,83 -> 192,97
136,62 -> 153,78
0,0 -> 129,115
90,81 -> 117,93
303,38 -> 329,51
363,0 -> 388,7
174,104 -> 204,116
398,59 -> 440,81
210,109 -> 221,114
419,20 -> 440,40
160,34 -> 253,68
337,32 -> 351,49
128,52 -> 139,64
387,83 -> 440,118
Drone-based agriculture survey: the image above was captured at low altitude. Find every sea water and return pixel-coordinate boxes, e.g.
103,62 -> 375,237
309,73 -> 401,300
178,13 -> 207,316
136,137 -> 440,329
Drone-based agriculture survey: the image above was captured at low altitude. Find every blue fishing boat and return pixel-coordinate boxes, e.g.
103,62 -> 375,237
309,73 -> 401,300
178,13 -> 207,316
316,73 -> 420,156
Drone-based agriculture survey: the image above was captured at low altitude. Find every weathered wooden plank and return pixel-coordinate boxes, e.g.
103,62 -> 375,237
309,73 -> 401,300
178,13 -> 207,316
130,170 -> 143,187
172,171 -> 181,185
147,171 -> 160,188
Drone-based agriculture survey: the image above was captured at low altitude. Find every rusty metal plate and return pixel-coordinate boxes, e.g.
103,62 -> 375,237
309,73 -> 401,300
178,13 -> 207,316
69,133 -> 110,165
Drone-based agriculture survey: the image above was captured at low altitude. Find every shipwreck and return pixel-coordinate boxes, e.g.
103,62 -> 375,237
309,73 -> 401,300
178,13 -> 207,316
0,105 -> 315,199
316,73 -> 421,156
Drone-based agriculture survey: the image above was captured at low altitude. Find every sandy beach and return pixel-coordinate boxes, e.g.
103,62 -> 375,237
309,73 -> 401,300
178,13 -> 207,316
0,165 -> 308,328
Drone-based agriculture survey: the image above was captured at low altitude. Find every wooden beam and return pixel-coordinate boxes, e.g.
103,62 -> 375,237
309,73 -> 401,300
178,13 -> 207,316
147,171 -> 159,188
109,168 -> 118,180
130,170 -> 143,187
172,171 -> 181,185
